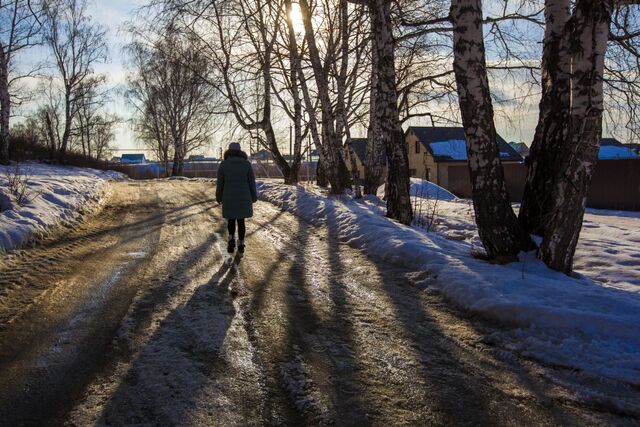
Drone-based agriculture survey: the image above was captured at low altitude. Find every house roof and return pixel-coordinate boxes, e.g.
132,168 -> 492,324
601,137 -> 623,146
349,138 -> 368,165
599,145 -> 639,160
407,126 -> 522,162
121,154 -> 146,162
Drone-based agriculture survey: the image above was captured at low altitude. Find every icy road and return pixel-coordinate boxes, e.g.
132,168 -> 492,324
0,181 -> 637,425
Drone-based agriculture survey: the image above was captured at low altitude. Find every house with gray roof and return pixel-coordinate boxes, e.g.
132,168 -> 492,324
405,126 -> 522,189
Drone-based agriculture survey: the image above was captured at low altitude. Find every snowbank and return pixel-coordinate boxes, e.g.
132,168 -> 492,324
0,163 -> 126,251
257,181 -> 640,385
377,178 -> 457,202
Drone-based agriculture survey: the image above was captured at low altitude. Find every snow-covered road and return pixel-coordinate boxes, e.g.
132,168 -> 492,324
0,181 -> 638,425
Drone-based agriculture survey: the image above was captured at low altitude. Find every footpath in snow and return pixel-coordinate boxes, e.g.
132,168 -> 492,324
0,162 -> 126,252
257,179 -> 640,386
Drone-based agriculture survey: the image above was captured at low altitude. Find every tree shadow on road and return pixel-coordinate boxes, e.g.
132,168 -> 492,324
95,228 -> 239,426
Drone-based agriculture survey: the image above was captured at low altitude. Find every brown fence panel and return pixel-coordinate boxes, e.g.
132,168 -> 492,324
443,160 -> 640,211
446,165 -> 472,198
588,159 -> 640,211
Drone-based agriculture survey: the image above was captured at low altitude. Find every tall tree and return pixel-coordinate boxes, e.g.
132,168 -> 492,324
299,0 -> 353,193
126,30 -> 218,176
450,0 -> 531,258
518,0 -> 571,236
42,0 -> 107,161
370,0 -> 413,224
0,0 -> 42,164
537,0 -> 615,272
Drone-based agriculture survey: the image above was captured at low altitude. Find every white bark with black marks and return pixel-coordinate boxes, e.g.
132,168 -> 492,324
370,0 -> 412,225
539,0 -> 614,272
519,0 -> 571,236
450,0 -> 531,258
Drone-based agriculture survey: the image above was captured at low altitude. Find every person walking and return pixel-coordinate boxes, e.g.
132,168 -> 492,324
216,142 -> 257,254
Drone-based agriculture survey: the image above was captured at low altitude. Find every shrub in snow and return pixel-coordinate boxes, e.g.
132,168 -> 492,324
3,164 -> 38,206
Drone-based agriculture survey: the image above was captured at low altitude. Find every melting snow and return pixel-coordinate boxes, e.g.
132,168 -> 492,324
257,180 -> 640,385
0,162 -> 127,251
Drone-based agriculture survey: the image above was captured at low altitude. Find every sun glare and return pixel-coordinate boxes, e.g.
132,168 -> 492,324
289,3 -> 304,34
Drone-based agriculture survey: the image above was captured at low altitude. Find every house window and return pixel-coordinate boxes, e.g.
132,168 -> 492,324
409,169 -> 417,177
427,168 -> 432,181
415,141 -> 420,154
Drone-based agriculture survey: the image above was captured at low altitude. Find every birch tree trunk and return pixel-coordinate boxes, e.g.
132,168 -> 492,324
59,88 -> 73,162
299,0 -> 352,194
450,0 -> 532,258
370,0 -> 412,224
363,26 -> 386,195
539,0 -> 613,272
518,0 -> 571,236
0,62 -> 9,164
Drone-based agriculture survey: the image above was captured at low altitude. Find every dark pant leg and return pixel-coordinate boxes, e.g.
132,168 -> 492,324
237,219 -> 246,240
227,219 -> 236,239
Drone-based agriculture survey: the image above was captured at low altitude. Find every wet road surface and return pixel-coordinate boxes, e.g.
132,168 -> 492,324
0,181 -> 637,426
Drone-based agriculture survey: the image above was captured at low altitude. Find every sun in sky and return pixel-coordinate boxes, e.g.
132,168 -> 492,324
289,2 -> 304,34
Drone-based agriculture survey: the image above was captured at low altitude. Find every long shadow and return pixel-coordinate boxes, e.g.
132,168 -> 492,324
0,207 -> 226,425
321,198 -> 373,421
328,199 -> 576,424
96,228 -> 237,425
34,196 -> 217,252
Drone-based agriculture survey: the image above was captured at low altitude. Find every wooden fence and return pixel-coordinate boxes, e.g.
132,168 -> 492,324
447,159 -> 640,211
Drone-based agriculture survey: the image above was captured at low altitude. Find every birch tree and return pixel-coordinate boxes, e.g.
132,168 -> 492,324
450,0 -> 532,257
299,0 -> 353,193
126,31 -> 218,176
518,0 -> 570,236
42,0 -> 107,161
537,0 -> 614,272
0,0 -> 42,164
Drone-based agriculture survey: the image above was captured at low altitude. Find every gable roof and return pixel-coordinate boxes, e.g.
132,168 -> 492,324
407,126 -> 522,162
601,137 -> 623,147
349,138 -> 368,165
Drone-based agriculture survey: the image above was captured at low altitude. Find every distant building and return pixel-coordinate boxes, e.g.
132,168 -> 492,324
120,154 -> 147,164
188,155 -> 206,161
509,142 -> 530,157
599,138 -> 639,160
344,138 -> 387,179
405,126 -> 522,188
251,149 -> 273,161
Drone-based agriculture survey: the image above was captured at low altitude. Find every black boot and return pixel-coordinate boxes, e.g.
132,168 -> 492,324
227,239 -> 235,254
238,240 -> 245,254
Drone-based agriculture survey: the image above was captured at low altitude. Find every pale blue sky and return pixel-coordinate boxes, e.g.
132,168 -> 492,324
17,0 -> 618,158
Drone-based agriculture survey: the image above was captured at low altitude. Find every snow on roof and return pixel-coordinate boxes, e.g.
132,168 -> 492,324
429,139 -> 467,160
407,126 -> 522,162
599,145 -> 639,160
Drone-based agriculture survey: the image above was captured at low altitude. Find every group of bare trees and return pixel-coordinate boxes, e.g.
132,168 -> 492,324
1,0 -> 115,164
126,29 -> 219,176
139,0 -> 640,272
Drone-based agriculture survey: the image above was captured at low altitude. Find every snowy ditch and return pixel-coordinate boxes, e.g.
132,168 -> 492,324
0,162 -> 127,252
257,180 -> 640,386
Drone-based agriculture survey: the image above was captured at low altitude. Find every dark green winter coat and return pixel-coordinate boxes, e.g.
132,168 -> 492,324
216,150 -> 257,219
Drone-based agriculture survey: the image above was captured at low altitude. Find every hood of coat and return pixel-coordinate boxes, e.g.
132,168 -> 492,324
223,149 -> 248,160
